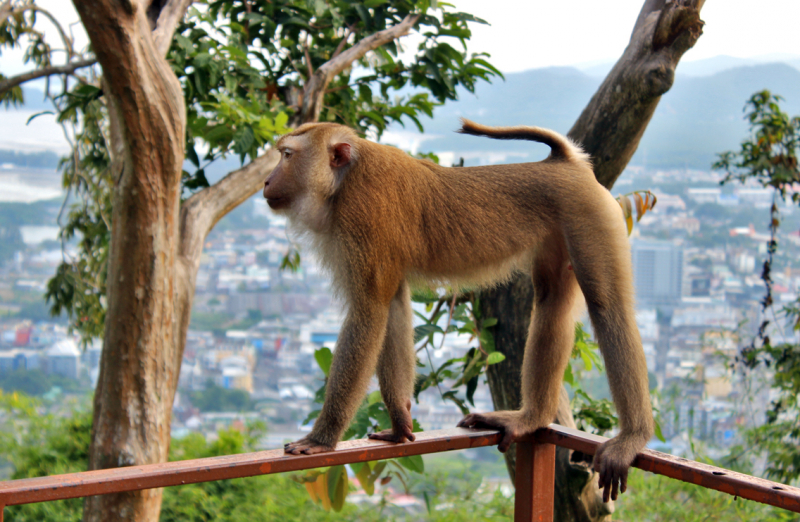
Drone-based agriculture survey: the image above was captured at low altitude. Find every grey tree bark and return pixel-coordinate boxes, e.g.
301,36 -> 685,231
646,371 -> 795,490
480,1 -> 705,521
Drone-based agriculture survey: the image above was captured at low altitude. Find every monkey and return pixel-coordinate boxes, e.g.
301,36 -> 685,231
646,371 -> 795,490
263,119 -> 653,502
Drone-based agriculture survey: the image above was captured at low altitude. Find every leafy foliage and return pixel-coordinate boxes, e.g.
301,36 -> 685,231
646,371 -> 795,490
0,391 -> 90,522
412,291 -> 504,415
714,91 -> 800,484
1,0 -> 75,107
3,0 -> 503,345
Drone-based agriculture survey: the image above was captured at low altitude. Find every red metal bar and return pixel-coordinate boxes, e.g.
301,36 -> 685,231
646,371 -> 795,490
0,428 -> 500,506
536,424 -> 800,513
514,439 -> 555,522
1,424 -> 799,517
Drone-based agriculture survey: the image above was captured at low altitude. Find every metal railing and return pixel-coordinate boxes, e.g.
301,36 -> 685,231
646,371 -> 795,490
1,424 -> 799,521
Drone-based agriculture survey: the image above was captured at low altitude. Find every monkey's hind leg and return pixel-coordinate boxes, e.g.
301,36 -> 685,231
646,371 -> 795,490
459,245 -> 580,453
568,216 -> 654,502
370,281 -> 417,444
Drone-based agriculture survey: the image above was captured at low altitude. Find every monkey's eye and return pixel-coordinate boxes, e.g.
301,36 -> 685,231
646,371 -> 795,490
283,150 -> 293,159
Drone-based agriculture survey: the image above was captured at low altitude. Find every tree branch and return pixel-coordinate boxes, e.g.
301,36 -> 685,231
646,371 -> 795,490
298,13 -> 420,124
0,57 -> 96,96
179,149 -> 280,262
0,1 -> 12,22
331,24 -> 355,60
568,0 -> 704,189
173,148 -> 279,376
2,3 -> 76,57
151,0 -> 194,57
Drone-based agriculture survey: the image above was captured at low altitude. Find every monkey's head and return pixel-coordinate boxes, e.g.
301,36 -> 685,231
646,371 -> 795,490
264,123 -> 358,232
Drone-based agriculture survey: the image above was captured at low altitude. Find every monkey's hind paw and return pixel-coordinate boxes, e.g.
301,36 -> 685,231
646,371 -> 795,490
284,436 -> 335,455
457,411 -> 530,453
593,435 -> 643,502
368,427 -> 416,444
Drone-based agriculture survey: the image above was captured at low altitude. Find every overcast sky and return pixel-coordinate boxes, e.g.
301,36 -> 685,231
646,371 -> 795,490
2,1 -> 799,75
450,0 -> 800,71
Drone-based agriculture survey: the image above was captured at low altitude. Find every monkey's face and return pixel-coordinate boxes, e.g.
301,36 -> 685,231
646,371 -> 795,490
263,145 -> 303,211
264,126 -> 355,232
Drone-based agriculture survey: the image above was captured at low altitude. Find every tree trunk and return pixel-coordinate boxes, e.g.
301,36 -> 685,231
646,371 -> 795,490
480,1 -> 704,520
73,2 -> 424,519
74,1 -> 188,520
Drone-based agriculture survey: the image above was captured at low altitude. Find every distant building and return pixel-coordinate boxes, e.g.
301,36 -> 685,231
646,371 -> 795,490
686,188 -> 720,204
631,239 -> 683,305
46,339 -> 81,379
0,349 -> 40,372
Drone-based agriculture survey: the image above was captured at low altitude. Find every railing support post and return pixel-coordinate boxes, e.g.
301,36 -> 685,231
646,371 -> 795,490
514,438 -> 555,522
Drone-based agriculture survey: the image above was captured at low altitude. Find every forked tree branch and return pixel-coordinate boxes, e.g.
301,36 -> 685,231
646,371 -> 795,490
152,0 -> 194,57
0,57 -> 96,96
184,11 -> 423,248
298,13 -> 420,124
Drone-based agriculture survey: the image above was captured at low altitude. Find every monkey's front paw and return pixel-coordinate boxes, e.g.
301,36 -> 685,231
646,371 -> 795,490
369,399 -> 415,443
457,411 -> 534,453
368,426 -> 415,444
284,436 -> 336,455
593,435 -> 645,502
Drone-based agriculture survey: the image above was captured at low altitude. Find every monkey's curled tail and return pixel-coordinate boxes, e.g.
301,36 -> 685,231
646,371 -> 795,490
457,118 -> 591,166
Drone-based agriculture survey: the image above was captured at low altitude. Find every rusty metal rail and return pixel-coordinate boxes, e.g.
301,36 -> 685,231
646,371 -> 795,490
0,424 -> 799,521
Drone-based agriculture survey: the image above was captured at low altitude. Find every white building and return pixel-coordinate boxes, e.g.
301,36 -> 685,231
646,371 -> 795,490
46,339 -> 81,379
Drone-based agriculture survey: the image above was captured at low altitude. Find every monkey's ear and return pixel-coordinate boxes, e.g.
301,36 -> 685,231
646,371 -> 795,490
331,143 -> 351,168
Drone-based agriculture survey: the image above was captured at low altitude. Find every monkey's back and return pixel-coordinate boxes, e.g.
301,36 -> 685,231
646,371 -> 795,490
334,142 -> 616,290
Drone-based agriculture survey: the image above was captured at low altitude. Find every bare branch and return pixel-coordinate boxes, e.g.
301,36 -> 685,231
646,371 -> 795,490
152,0 -> 194,57
331,24 -> 355,60
569,0 -> 704,189
303,38 -> 314,79
298,13 -> 420,124
0,57 -> 96,96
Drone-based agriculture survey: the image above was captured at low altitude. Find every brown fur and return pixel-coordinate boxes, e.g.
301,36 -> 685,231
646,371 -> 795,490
265,119 -> 653,502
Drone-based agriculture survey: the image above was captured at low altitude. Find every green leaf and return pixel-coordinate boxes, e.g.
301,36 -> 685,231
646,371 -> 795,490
486,352 -> 505,365
274,111 -> 289,131
367,390 -> 382,405
326,465 -> 348,512
232,125 -> 256,155
25,110 -> 54,125
654,419 -> 666,443
315,347 -> 333,376
354,462 -> 374,495
481,317 -> 498,328
397,455 -> 424,473
563,361 -> 575,386
414,323 -> 443,343
466,373 -> 478,405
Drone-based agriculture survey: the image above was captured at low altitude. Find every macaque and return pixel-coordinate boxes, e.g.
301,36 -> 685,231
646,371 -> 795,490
263,120 -> 653,502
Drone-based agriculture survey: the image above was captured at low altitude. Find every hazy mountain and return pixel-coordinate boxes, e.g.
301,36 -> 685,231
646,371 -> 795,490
387,62 -> 800,170
4,59 -> 800,171
577,54 -> 800,78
